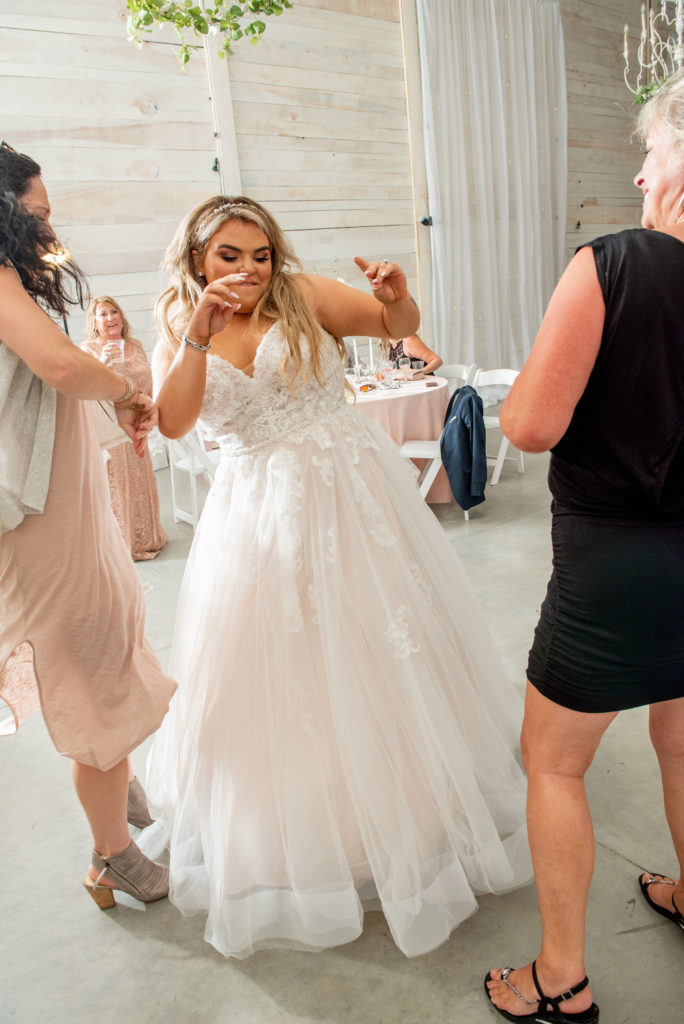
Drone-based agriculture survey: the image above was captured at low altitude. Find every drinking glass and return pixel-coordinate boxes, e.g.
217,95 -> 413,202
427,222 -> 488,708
377,359 -> 394,382
397,357 -> 411,381
106,339 -> 125,364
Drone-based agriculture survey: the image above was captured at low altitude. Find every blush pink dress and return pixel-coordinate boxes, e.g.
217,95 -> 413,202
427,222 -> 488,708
0,389 -> 176,770
83,339 -> 167,561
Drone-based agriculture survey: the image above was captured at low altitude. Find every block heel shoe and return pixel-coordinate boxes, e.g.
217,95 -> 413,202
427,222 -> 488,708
127,776 -> 154,829
82,839 -> 169,909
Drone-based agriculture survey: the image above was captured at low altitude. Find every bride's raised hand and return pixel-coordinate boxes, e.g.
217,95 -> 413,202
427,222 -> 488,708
354,257 -> 409,306
185,273 -> 247,344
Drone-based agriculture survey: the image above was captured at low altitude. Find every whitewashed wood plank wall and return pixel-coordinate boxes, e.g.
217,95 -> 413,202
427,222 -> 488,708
0,0 -> 220,346
0,0 -> 646,350
222,0 -> 417,305
560,0 -> 645,258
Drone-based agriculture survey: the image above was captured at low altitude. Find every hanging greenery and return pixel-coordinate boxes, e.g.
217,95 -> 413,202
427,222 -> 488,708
124,1 -> 295,66
633,78 -> 669,105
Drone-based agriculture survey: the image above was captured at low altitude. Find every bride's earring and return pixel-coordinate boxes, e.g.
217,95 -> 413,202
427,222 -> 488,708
676,193 -> 684,224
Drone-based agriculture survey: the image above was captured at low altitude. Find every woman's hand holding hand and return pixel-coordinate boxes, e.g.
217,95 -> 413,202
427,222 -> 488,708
354,258 -> 409,306
185,274 -> 247,346
115,392 -> 159,458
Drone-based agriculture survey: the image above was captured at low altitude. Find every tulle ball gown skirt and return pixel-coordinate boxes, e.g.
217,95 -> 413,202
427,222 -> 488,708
142,408 -> 531,958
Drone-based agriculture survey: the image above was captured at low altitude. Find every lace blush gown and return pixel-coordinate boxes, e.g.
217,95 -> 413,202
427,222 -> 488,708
142,324 -> 531,958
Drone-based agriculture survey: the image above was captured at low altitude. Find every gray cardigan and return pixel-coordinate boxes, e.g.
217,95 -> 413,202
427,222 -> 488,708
0,340 -> 56,534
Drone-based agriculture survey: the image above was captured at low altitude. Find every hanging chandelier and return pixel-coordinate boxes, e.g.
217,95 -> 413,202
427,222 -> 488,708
623,1 -> 684,102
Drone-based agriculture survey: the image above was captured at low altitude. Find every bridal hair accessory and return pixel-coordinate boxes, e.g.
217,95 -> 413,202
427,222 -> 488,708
215,199 -> 251,215
623,2 -> 684,103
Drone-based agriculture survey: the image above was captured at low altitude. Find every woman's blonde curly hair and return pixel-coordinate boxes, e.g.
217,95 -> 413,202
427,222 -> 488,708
85,295 -> 133,342
155,195 -> 344,386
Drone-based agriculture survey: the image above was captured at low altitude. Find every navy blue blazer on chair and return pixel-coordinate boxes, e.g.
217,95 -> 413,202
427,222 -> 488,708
439,385 -> 487,511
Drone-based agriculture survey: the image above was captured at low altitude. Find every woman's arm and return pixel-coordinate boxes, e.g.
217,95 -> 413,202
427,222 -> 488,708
298,258 -> 420,340
500,246 -> 605,452
0,266 -> 134,403
152,341 -> 208,439
401,334 -> 442,374
152,273 -> 243,439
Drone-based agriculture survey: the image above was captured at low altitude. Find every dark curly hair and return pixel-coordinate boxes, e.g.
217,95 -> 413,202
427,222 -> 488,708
0,141 -> 87,316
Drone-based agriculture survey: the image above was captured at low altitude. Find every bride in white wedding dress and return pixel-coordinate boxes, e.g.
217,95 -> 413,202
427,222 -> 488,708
142,195 -> 531,959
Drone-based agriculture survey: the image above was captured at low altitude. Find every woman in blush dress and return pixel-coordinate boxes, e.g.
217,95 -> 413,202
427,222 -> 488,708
83,297 -> 167,561
141,195 -> 532,960
0,142 -> 176,910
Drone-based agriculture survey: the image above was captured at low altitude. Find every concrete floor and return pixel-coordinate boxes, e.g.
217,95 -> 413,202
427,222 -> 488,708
1,448 -> 682,1023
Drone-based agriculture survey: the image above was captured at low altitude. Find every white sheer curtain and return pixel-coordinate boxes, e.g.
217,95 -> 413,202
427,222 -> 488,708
415,0 -> 567,368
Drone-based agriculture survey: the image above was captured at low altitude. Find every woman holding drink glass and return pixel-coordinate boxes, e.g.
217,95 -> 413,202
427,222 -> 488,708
83,297 -> 167,561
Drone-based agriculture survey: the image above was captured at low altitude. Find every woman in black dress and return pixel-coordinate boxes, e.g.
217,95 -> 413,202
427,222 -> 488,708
485,72 -> 684,1023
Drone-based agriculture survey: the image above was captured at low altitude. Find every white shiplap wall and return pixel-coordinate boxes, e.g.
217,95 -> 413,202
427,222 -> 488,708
0,0 -> 220,347
1,0 -> 418,345
0,0 -> 649,348
216,0 -> 418,297
560,0 -> 645,258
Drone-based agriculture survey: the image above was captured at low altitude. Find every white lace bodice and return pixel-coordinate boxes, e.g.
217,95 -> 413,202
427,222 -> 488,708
199,323 -> 348,456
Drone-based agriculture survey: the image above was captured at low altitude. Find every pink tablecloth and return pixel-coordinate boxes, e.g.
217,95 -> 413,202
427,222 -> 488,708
353,376 -> 452,503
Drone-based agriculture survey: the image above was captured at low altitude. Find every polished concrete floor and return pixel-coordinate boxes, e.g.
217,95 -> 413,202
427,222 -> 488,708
1,448 -> 682,1024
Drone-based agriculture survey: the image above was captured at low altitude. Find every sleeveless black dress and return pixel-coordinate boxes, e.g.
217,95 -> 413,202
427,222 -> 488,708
527,229 -> 684,712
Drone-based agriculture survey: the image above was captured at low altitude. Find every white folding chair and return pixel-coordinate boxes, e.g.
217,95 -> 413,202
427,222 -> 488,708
166,425 -> 220,529
439,362 -> 477,394
399,364 -> 476,518
471,367 -> 524,485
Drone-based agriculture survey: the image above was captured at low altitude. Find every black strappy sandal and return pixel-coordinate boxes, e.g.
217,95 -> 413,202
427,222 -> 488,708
639,872 -> 684,931
484,960 -> 599,1023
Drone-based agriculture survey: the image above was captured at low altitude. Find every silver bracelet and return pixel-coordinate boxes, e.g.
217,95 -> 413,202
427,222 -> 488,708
182,332 -> 211,352
114,375 -> 136,405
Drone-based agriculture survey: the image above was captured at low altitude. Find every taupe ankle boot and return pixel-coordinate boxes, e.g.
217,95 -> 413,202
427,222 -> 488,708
83,840 -> 169,909
127,776 -> 154,829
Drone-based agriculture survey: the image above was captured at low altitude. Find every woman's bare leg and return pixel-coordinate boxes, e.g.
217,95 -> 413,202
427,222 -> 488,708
487,683 -> 617,1016
643,698 -> 684,912
72,757 -> 130,871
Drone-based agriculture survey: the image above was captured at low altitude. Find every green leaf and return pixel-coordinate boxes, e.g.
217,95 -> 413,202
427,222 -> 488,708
634,78 -> 668,105
123,0 -> 293,65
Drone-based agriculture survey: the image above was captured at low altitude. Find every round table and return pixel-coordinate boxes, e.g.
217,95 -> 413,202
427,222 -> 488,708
351,375 -> 452,503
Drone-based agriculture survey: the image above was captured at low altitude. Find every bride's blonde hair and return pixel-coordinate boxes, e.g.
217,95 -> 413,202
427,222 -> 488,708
155,195 -> 344,385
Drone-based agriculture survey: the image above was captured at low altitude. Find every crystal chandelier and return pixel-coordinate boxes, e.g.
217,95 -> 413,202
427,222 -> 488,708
623,1 -> 684,102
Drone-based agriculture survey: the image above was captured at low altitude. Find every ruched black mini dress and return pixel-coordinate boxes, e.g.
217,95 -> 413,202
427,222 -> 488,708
527,229 -> 684,713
